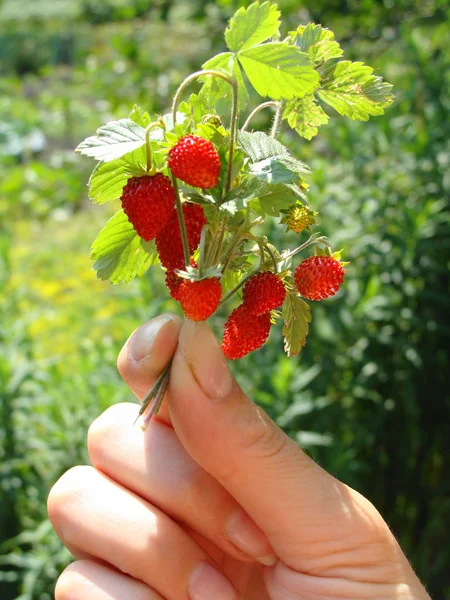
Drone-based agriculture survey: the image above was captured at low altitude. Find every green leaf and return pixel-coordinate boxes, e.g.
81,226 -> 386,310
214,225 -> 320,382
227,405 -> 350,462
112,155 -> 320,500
248,183 -> 301,216
249,158 -> 301,184
75,119 -> 146,162
238,131 -> 310,174
318,60 -> 394,120
237,43 -> 319,100
91,210 -> 158,284
88,159 -> 128,205
283,94 -> 329,140
225,1 -> 280,52
200,53 -> 249,113
282,293 -> 311,357
129,104 -> 152,127
291,24 -> 343,66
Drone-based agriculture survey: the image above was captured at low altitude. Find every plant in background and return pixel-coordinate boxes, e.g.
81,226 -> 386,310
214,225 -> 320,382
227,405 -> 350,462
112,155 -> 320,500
76,1 -> 393,425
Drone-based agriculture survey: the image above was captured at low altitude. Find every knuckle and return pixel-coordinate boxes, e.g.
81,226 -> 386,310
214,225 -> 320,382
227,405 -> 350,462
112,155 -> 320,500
47,466 -> 93,524
55,561 -> 91,600
238,406 -> 288,461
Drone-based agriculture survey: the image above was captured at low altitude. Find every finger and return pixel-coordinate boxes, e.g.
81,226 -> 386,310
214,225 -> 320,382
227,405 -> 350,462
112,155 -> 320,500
169,321 -> 392,570
56,560 -> 164,600
117,314 -> 183,425
88,402 -> 276,566
48,465 -> 240,600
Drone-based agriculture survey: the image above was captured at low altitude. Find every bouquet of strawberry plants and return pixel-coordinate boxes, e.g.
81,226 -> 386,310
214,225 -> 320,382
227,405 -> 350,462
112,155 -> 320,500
76,1 -> 393,425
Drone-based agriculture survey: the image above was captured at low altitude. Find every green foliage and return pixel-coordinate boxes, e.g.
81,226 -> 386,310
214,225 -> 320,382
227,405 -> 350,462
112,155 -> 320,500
225,1 -> 280,52
91,210 -> 159,283
0,1 -> 449,599
282,292 -> 311,357
75,119 -> 146,162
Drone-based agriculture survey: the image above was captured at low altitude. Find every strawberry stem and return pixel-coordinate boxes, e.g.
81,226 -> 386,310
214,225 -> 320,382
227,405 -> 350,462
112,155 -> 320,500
271,100 -> 286,138
241,101 -> 278,132
134,360 -> 172,428
219,243 -> 264,306
145,121 -> 165,174
171,69 -> 239,199
278,234 -> 331,262
263,244 -> 278,273
170,176 -> 191,268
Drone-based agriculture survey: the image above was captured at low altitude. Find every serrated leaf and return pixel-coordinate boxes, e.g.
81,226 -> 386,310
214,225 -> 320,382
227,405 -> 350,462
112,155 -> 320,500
91,210 -> 158,284
248,183 -> 301,216
283,94 -> 329,140
292,24 -> 343,66
282,293 -> 311,357
88,159 -> 128,205
249,158 -> 300,184
318,60 -> 394,120
237,43 -> 319,100
129,104 -> 152,127
76,119 -> 146,162
238,130 -> 310,173
200,53 -> 249,113
225,1 -> 280,52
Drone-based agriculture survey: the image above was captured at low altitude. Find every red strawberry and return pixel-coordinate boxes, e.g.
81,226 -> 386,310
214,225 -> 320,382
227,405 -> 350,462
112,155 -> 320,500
242,271 -> 286,315
168,135 -> 221,189
156,203 -> 207,270
165,270 -> 183,300
294,255 -> 345,301
165,259 -> 197,301
177,277 -> 222,321
121,174 -> 175,241
222,304 -> 271,360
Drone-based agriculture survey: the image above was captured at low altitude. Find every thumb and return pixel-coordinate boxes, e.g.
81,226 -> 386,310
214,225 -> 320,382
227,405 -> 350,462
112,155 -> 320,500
168,320 -> 386,571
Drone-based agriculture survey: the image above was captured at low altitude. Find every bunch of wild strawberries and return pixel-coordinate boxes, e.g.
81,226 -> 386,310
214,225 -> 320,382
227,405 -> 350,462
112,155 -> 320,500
120,133 -> 345,360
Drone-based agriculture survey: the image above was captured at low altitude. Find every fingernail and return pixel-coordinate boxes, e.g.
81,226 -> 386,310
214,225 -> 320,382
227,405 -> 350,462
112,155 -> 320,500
129,315 -> 173,362
180,320 -> 234,400
225,508 -> 277,567
188,562 -> 238,600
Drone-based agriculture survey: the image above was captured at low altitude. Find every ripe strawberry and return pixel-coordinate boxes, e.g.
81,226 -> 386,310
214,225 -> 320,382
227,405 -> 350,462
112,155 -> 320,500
165,269 -> 183,301
165,259 -> 197,301
294,255 -> 345,301
222,304 -> 271,360
281,204 -> 316,234
177,277 -> 222,321
242,271 -> 286,315
168,135 -> 221,189
156,203 -> 207,270
121,174 -> 175,241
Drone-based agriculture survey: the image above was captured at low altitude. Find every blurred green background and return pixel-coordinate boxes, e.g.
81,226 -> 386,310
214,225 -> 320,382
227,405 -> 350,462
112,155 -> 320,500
0,0 -> 449,598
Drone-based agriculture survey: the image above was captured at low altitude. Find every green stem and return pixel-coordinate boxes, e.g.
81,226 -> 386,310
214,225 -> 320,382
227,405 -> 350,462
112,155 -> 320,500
134,360 -> 172,425
241,101 -> 278,132
145,121 -> 165,173
171,69 -> 239,198
264,244 -> 278,273
219,244 -> 264,307
170,175 -> 191,268
271,100 -> 286,138
278,234 -> 330,262
212,216 -> 227,266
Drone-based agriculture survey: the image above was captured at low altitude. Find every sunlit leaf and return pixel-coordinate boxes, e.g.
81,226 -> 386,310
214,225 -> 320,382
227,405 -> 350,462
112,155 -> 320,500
225,1 -> 280,52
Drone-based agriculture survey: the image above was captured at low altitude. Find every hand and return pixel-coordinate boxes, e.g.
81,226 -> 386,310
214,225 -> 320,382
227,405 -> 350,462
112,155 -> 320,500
48,315 -> 430,600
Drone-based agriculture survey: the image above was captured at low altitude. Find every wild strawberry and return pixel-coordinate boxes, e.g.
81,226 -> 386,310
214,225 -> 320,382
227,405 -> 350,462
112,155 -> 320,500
165,270 -> 183,300
294,255 -> 345,301
165,259 -> 197,301
280,203 -> 316,234
156,203 -> 207,270
168,135 -> 221,189
121,174 -> 175,241
222,304 -> 271,360
177,277 -> 222,321
242,271 -> 286,315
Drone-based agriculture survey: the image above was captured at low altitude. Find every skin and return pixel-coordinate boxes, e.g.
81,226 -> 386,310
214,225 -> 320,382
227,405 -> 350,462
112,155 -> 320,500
48,314 -> 431,600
